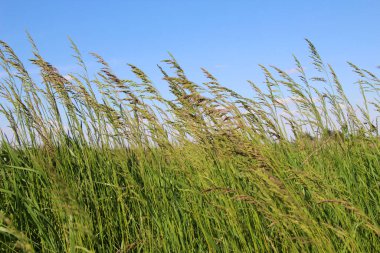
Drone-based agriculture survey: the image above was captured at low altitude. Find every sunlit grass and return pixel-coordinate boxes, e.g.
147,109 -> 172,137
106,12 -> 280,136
0,37 -> 379,252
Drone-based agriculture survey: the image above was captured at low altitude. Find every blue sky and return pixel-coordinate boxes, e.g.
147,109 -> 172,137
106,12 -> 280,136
1,0 -> 379,101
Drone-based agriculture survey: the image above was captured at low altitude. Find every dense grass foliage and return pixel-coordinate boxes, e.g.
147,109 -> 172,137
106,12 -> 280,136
0,37 -> 379,252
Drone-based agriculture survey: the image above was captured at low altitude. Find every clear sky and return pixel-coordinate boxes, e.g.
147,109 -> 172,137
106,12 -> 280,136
1,0 -> 379,101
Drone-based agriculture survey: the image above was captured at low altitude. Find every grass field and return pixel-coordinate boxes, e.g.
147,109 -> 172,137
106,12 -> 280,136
0,37 -> 379,252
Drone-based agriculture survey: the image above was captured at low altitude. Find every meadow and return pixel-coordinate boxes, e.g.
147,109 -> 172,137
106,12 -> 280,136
0,37 -> 379,252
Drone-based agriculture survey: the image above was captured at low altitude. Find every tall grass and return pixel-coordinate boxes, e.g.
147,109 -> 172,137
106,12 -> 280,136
0,37 -> 379,252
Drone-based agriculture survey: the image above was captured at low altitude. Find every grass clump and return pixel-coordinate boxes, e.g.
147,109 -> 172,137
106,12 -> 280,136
0,37 -> 379,252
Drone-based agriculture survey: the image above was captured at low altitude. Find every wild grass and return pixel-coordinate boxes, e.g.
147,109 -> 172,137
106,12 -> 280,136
0,36 -> 379,252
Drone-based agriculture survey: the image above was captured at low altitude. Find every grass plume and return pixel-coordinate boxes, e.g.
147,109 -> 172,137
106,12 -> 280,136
0,38 -> 379,252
